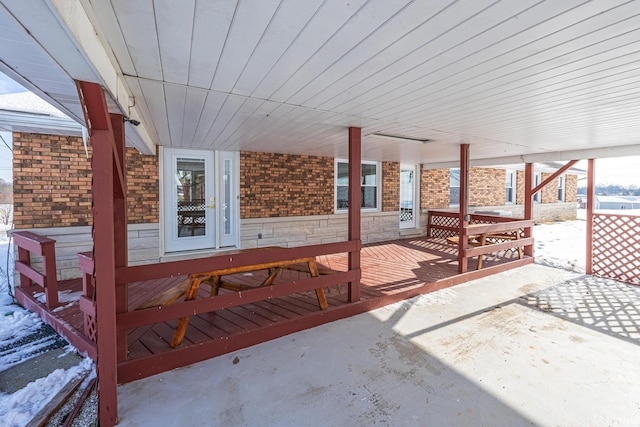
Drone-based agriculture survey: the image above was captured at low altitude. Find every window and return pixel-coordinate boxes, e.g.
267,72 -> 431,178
558,175 -> 565,202
533,173 -> 541,203
335,160 -> 380,211
505,170 -> 516,204
449,168 -> 460,207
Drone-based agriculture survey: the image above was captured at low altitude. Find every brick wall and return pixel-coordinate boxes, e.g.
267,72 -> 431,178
469,167 -> 505,206
421,168 -> 449,209
565,174 -> 577,203
382,161 -> 399,212
540,173 -> 558,204
240,151 -> 334,218
13,132 -> 158,228
126,147 -> 160,223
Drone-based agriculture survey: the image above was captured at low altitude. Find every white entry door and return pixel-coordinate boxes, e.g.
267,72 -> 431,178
400,165 -> 418,229
162,149 -> 240,253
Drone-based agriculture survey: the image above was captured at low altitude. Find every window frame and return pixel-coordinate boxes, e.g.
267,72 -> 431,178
558,175 -> 565,202
449,168 -> 460,208
334,159 -> 381,213
505,170 -> 516,204
533,172 -> 541,203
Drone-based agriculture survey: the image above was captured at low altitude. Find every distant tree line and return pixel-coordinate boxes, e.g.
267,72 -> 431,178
577,184 -> 640,196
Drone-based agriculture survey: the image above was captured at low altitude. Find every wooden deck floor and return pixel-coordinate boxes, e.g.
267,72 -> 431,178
16,236 -> 528,382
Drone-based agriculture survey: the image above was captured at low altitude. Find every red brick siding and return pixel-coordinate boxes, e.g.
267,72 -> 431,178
240,151 -> 334,218
469,167 -> 505,206
382,162 -> 399,212
12,132 -> 158,228
565,174 -> 577,203
540,173 -> 558,203
421,168 -> 449,209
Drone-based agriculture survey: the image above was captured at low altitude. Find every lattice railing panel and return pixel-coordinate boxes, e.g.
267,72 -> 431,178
592,214 -> 640,286
429,214 -> 459,238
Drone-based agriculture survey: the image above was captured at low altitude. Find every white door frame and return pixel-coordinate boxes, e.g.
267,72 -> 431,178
161,148 -> 242,254
400,164 -> 419,229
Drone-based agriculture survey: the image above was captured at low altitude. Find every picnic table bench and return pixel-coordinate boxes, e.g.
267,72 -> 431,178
137,247 -> 333,347
446,226 -> 524,269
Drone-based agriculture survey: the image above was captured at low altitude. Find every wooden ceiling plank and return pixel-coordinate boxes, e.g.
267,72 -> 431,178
155,0 -> 195,85
110,0 -> 163,81
137,78 -> 171,146
163,83 -> 187,147
191,91 -> 228,147
325,0 -> 627,115
211,0 -> 281,93
270,0 -> 411,103
188,1 -> 236,89
357,1 -> 639,120
231,0 -> 324,96
249,0 -> 369,100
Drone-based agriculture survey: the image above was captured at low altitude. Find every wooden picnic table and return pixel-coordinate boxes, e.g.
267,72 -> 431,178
447,224 -> 524,269
138,247 -> 329,347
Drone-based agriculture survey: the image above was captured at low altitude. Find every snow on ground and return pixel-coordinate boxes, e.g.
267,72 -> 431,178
0,215 -> 629,424
0,238 -> 94,427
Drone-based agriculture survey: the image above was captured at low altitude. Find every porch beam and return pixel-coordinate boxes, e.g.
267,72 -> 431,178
531,160 -> 579,195
348,127 -> 362,302
421,144 -> 640,169
77,80 -> 118,426
110,113 -> 128,362
524,163 -> 534,257
50,0 -> 156,154
586,159 -> 595,275
458,144 -> 470,274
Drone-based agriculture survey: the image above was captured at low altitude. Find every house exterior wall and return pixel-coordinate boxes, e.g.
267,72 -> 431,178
12,131 -> 578,280
421,167 -> 449,209
12,132 -> 158,228
469,167 -> 505,206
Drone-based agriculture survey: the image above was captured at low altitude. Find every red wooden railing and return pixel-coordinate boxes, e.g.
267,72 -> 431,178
427,210 -> 535,271
12,231 -> 59,308
115,241 -> 359,331
592,213 -> 640,286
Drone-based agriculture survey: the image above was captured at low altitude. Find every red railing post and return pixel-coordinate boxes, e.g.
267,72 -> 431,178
42,240 -> 59,308
348,127 -> 362,302
586,159 -> 595,275
17,246 -> 31,287
524,163 -> 534,257
458,144 -> 470,273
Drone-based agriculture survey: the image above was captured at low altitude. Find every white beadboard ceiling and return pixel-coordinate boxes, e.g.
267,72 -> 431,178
2,0 -> 640,165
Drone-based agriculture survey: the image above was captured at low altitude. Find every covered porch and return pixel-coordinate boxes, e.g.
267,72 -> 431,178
13,229 -> 530,384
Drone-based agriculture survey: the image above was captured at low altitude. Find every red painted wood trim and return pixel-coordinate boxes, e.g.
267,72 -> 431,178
531,159 -> 579,195
15,288 -> 96,360
348,127 -> 362,302
586,159 -> 595,275
79,295 -> 96,317
116,241 -> 358,284
78,80 -> 119,426
15,261 -> 46,286
465,219 -> 534,234
117,271 -> 358,331
12,231 -> 56,254
524,163 -> 534,257
464,237 -> 534,257
117,258 -> 532,383
458,144 -> 470,273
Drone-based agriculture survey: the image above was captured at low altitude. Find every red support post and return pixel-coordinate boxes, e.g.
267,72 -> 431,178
77,81 -> 119,426
110,114 -> 128,362
524,163 -> 534,257
42,242 -> 59,308
457,144 -> 470,273
586,159 -> 595,275
348,127 -> 361,302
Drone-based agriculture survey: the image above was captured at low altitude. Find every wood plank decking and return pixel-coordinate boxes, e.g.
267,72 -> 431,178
16,236 -> 528,382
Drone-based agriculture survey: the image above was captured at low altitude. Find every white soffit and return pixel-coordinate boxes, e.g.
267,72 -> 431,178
4,1 -> 640,163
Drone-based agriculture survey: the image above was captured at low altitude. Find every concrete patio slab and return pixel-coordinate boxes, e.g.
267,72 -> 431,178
117,264 -> 640,426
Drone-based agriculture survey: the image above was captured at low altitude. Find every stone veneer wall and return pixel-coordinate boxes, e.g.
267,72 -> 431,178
12,132 -> 158,228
